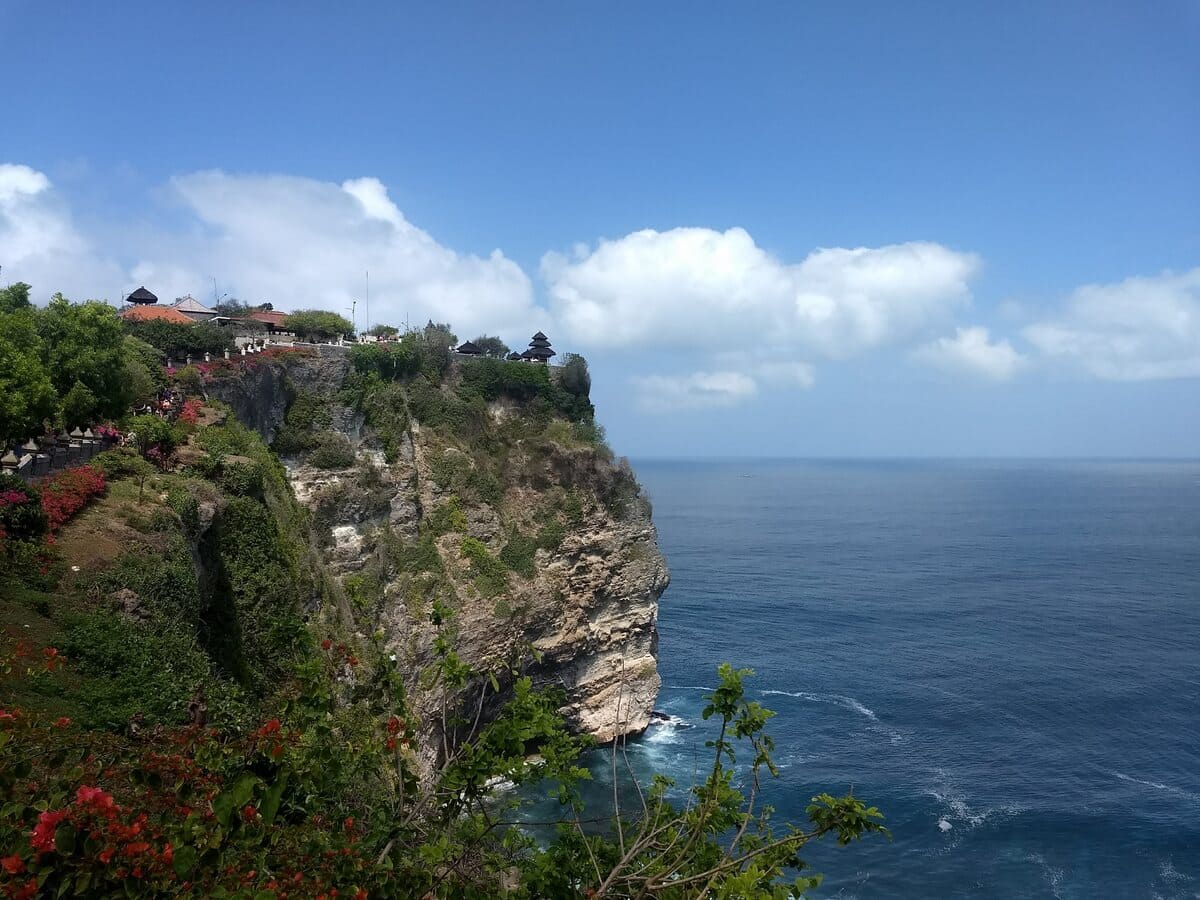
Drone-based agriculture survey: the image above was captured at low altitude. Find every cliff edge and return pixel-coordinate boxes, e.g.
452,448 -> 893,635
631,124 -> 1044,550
211,346 -> 668,743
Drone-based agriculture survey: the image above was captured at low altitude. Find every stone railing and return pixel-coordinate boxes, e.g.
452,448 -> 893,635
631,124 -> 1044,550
1,427 -> 118,483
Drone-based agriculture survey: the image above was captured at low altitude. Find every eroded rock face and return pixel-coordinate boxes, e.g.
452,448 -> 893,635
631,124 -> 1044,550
226,354 -> 668,746
288,421 -> 667,745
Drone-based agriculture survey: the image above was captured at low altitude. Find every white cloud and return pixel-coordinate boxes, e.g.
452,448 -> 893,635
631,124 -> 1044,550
753,360 -> 816,388
914,326 -> 1027,381
1023,268 -> 1200,380
541,227 -> 980,356
630,370 -> 758,411
0,163 -> 121,301
129,170 -> 542,340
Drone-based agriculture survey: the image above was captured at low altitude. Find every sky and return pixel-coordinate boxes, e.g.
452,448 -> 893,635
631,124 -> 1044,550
1,1 -> 1198,457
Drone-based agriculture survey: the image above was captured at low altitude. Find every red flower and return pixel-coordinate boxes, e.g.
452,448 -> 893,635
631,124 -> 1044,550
321,639 -> 332,650
98,847 -> 116,864
343,817 -> 354,831
347,655 -> 359,667
52,716 -> 71,728
1,855 -> 25,874
75,785 -> 115,811
12,878 -> 38,900
30,809 -> 67,852
242,805 -> 259,823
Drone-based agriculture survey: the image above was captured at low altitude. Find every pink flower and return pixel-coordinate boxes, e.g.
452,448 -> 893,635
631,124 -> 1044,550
30,809 -> 67,852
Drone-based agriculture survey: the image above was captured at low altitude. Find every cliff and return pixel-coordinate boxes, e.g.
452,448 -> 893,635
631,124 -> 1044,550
213,349 -> 668,744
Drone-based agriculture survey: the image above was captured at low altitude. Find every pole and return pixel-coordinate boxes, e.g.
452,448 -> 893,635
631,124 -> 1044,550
365,270 -> 370,335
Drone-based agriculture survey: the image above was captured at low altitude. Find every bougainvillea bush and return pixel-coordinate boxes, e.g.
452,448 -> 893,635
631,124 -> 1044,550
39,465 -> 106,532
0,476 -> 46,544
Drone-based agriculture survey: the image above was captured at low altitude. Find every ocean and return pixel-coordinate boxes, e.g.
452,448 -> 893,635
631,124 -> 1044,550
525,459 -> 1200,898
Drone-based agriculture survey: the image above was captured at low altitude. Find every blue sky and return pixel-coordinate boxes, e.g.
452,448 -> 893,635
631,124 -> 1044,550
2,1 -> 1198,456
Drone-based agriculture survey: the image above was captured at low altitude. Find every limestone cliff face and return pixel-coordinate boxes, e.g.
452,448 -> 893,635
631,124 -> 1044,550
216,353 -> 668,744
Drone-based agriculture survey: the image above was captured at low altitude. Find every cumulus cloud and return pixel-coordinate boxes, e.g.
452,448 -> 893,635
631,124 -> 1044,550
913,326 -> 1027,381
0,163 -> 121,300
541,227 -> 980,356
131,170 -> 541,340
630,370 -> 758,411
1023,268 -> 1200,380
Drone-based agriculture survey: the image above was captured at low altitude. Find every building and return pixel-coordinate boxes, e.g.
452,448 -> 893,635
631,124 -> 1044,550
124,286 -> 159,305
119,304 -> 193,325
455,340 -> 483,356
520,331 -> 556,363
170,295 -> 218,322
246,310 -> 290,334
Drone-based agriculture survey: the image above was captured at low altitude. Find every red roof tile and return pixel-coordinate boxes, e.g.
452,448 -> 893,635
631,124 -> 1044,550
120,305 -> 194,324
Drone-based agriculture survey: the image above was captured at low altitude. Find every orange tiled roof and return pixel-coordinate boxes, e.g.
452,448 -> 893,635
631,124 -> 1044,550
120,305 -> 194,324
248,310 -> 289,327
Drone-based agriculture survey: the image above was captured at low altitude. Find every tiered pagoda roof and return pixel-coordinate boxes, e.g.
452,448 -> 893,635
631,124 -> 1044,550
521,331 -> 556,362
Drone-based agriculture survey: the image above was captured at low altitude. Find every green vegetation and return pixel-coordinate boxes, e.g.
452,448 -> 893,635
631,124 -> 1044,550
0,323 -> 886,897
459,535 -> 510,597
471,334 -> 510,358
284,308 -> 354,341
307,430 -> 356,469
122,318 -> 234,360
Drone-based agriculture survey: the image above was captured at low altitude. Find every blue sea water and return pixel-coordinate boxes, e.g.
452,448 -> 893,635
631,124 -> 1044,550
531,460 -> 1200,898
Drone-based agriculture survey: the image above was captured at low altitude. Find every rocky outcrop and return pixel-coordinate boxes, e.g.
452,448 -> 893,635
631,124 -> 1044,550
206,350 -> 351,444
221,353 -> 669,745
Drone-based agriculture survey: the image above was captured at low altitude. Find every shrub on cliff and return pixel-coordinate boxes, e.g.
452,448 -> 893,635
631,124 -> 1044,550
308,431 -> 356,469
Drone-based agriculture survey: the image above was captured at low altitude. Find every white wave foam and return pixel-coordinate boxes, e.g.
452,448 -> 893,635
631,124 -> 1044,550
1158,859 -> 1193,884
760,689 -> 878,721
1025,852 -> 1065,900
644,713 -> 691,745
1112,771 -> 1200,804
924,785 -> 1024,857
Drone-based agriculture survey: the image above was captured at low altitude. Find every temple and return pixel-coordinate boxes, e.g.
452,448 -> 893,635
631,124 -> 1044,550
521,331 -> 556,363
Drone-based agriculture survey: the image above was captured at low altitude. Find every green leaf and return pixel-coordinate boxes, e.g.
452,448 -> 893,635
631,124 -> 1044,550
260,774 -> 287,825
55,822 -> 76,855
211,790 -> 237,828
173,844 -> 197,878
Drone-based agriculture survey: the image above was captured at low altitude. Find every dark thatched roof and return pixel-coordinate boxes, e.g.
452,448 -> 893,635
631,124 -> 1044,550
126,286 -> 158,304
456,340 -> 483,355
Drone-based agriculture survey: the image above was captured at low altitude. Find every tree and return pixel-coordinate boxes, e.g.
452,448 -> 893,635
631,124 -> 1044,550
37,295 -> 130,423
213,297 -> 252,317
366,323 -> 399,339
0,281 -> 33,314
122,335 -> 166,406
285,310 -> 354,342
122,319 -> 234,359
0,307 -> 56,442
559,352 -> 591,398
472,335 -> 510,359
